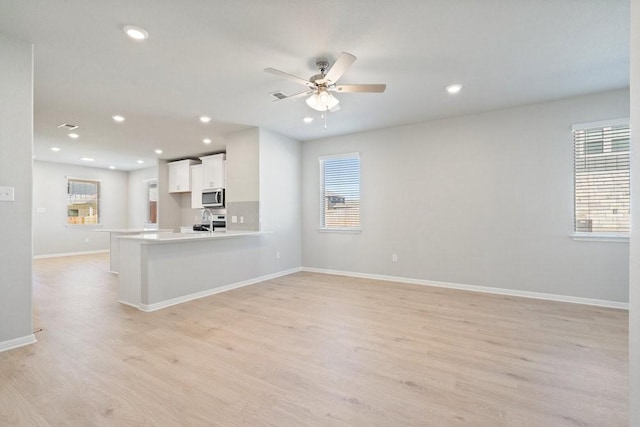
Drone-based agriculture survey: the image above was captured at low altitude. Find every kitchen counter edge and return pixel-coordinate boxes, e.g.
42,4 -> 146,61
117,230 -> 268,244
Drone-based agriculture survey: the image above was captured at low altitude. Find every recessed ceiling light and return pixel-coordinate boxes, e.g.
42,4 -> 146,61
109,165 -> 116,170
203,138 -> 212,144
303,117 -> 314,124
50,147 -> 61,152
68,133 -> 79,139
154,149 -> 163,154
199,116 -> 212,123
445,84 -> 463,94
123,25 -> 148,41
112,115 -> 125,122
80,157 -> 95,162
137,160 -> 144,164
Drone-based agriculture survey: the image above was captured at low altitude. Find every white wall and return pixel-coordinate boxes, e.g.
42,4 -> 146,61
629,0 -> 639,422
127,166 -> 158,228
302,90 -> 630,303
226,128 -> 261,231
33,161 -> 128,256
226,128 -> 260,203
259,129 -> 302,272
0,34 -> 33,346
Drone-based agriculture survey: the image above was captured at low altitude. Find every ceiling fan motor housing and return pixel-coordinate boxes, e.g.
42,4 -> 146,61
316,59 -> 329,73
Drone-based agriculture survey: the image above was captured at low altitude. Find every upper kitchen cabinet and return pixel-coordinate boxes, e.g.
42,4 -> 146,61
191,164 -> 204,209
168,159 -> 199,193
200,153 -> 226,189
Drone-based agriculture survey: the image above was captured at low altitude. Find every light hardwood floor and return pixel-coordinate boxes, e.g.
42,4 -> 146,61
0,253 -> 628,426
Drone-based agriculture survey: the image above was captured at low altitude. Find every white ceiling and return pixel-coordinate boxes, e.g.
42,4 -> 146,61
0,0 -> 630,171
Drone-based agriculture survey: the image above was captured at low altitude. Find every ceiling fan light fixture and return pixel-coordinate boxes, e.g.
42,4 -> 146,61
305,91 -> 340,112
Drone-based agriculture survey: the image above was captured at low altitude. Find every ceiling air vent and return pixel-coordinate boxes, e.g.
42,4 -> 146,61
57,123 -> 79,130
270,91 -> 287,100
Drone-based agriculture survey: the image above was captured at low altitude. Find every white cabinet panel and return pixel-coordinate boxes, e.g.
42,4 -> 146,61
168,159 -> 199,193
200,153 -> 226,189
191,164 -> 204,209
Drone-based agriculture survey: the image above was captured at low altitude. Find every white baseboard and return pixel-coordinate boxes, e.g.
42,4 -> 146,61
33,249 -> 109,259
138,267 -> 303,312
115,299 -> 139,309
301,267 -> 629,310
0,334 -> 37,353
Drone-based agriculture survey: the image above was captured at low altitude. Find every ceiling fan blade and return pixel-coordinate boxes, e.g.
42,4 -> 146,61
322,52 -> 356,84
334,84 -> 386,93
272,90 -> 313,102
329,104 -> 341,113
264,67 -> 314,88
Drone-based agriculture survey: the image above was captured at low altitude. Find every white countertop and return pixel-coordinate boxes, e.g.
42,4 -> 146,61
118,230 -> 266,244
96,228 -> 173,233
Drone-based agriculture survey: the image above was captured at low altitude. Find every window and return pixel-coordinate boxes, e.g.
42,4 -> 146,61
319,153 -> 360,230
573,120 -> 630,235
67,178 -> 100,225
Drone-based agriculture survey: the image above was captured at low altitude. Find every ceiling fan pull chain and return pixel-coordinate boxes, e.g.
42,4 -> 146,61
324,110 -> 328,129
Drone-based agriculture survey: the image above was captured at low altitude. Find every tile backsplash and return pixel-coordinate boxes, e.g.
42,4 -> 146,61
226,201 -> 259,231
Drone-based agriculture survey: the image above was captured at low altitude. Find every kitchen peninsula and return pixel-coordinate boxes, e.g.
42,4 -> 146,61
117,230 -> 270,311
97,228 -> 173,273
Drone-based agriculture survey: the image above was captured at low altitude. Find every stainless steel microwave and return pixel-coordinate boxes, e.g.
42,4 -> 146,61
202,188 -> 224,207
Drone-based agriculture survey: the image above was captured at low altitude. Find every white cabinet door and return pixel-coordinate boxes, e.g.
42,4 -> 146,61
191,164 -> 204,209
168,159 -> 198,193
200,153 -> 226,189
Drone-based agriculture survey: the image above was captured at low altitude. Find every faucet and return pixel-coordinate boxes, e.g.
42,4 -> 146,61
201,209 -> 214,233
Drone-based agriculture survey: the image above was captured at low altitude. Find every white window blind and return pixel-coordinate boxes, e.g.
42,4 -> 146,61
573,121 -> 630,233
319,153 -> 360,230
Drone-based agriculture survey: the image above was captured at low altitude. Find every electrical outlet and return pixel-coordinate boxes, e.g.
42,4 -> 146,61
240,216 -> 244,224
0,186 -> 15,202
392,254 -> 398,262
276,251 -> 280,259
231,216 -> 237,223
84,237 -> 90,244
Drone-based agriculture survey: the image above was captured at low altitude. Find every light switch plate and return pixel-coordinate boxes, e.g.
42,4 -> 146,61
0,186 -> 15,202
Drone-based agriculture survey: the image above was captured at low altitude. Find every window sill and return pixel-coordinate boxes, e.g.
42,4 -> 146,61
570,232 -> 629,243
317,227 -> 362,234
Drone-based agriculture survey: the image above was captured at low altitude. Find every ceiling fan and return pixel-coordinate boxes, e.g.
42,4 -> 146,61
264,52 -> 386,115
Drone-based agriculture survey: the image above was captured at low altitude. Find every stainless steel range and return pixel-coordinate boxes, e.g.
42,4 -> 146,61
195,211 -> 226,232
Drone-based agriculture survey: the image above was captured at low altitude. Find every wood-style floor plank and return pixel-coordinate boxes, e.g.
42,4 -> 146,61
0,253 -> 628,426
